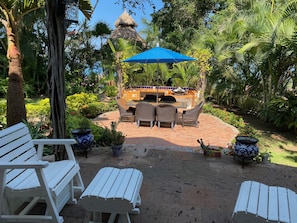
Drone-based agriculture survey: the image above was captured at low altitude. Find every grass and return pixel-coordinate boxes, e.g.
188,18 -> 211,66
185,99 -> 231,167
256,130 -> 297,167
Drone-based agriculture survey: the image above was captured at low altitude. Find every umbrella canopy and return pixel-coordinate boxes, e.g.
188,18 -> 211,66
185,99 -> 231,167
122,46 -> 195,63
122,46 -> 195,103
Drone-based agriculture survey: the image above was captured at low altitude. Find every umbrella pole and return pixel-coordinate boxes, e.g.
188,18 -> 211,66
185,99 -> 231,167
156,63 -> 160,103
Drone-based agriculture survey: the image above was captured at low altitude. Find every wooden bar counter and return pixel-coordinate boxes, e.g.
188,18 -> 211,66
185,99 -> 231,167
122,86 -> 198,109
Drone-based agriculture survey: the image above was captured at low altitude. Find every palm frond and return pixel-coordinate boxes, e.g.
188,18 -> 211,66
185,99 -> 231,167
79,0 -> 92,20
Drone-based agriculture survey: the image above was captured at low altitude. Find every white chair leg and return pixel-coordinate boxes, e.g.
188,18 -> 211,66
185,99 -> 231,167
118,213 -> 131,223
107,213 -> 117,223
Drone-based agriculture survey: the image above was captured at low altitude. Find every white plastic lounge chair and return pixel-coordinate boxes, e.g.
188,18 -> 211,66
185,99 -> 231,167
232,180 -> 297,223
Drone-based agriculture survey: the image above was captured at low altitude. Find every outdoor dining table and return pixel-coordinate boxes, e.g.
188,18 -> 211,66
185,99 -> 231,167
126,100 -> 187,108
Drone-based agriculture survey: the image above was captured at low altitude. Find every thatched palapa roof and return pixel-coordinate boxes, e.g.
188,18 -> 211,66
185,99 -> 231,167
114,10 -> 138,28
110,10 -> 146,48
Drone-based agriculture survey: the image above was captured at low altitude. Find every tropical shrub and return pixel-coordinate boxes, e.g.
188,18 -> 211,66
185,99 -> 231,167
26,98 -> 50,123
0,78 -> 8,97
66,112 -> 110,146
66,93 -> 99,111
203,102 -> 257,137
0,100 -> 6,126
23,119 -> 48,139
236,96 -> 262,115
258,93 -> 297,132
80,102 -> 109,118
105,85 -> 118,97
203,103 -> 245,129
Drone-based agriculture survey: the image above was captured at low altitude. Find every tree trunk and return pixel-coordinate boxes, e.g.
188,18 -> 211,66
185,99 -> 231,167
46,0 -> 67,160
198,70 -> 206,102
7,58 -> 26,126
116,52 -> 123,98
2,20 -> 26,126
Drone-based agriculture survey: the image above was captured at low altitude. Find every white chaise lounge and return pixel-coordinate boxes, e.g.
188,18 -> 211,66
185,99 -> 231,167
232,180 -> 297,223
0,122 -> 84,223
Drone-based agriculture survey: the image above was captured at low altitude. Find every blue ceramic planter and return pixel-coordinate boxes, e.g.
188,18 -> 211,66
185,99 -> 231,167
72,129 -> 94,158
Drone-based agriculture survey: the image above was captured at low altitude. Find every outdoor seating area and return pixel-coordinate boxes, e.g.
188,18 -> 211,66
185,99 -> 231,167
1,115 -> 296,223
117,97 -> 204,128
3,0 -> 297,222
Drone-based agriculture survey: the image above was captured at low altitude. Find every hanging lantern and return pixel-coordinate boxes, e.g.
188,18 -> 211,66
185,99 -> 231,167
64,0 -> 79,24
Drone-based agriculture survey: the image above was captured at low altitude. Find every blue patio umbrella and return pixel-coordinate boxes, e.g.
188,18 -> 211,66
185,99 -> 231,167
122,46 -> 195,64
122,45 -> 195,101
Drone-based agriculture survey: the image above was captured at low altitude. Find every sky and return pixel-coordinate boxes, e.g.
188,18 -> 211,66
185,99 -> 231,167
85,0 -> 163,35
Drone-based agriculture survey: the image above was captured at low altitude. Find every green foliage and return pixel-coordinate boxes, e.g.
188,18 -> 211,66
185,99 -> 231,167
80,102 -> 108,118
0,100 -> 6,126
66,93 -> 111,118
237,96 -> 262,115
96,127 -> 113,146
203,102 -> 258,137
108,99 -> 117,110
105,85 -> 118,97
203,103 -> 245,129
22,120 -> 47,139
110,121 -> 125,145
66,114 -> 88,135
66,93 -> 99,111
26,98 -> 50,123
238,124 -> 259,138
92,121 -> 125,146
65,112 -> 109,146
151,0 -> 214,51
0,78 -> 8,97
258,94 -> 297,131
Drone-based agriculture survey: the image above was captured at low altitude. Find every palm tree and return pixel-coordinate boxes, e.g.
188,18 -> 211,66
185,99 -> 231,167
92,21 -> 112,49
0,0 -> 44,126
108,38 -> 137,97
0,0 -> 92,127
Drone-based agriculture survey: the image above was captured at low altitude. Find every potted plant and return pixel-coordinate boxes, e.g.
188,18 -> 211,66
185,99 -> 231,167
71,119 -> 94,158
257,150 -> 272,164
197,138 -> 222,158
110,121 -> 125,156
72,119 -> 92,134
